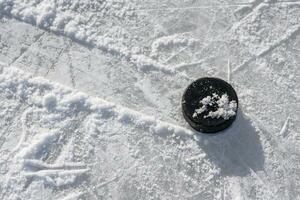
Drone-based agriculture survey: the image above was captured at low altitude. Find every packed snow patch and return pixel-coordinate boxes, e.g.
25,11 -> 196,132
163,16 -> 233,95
193,93 -> 237,120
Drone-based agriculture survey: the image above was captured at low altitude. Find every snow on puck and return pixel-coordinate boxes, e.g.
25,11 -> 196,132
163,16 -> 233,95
182,77 -> 238,133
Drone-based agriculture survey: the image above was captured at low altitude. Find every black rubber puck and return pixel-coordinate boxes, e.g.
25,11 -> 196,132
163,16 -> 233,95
182,77 -> 238,133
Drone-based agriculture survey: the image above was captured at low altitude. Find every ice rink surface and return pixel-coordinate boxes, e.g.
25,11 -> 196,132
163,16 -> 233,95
0,0 -> 299,199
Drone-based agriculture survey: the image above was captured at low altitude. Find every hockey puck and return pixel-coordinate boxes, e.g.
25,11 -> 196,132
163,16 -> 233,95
182,77 -> 238,133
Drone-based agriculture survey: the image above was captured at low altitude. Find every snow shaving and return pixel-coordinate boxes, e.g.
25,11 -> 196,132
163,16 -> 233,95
192,93 -> 237,120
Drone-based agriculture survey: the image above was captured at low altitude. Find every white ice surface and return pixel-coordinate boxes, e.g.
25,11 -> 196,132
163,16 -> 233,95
0,0 -> 299,199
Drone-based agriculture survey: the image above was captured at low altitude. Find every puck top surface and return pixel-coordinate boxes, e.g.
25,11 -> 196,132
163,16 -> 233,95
182,77 -> 238,133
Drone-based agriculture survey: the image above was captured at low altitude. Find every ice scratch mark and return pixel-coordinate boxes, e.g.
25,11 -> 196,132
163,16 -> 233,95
11,108 -> 35,154
233,24 -> 300,73
95,168 -> 125,189
192,0 -> 261,59
234,0 -> 300,21
175,10 -> 218,70
134,0 -> 300,12
72,65 -> 101,85
174,56 -> 216,70
230,145 -> 276,193
246,113 -> 294,197
1,15 -> 176,76
96,174 -> 122,189
85,171 -> 124,199
130,4 -> 252,12
275,0 -> 300,5
235,131 -> 290,200
87,51 -> 92,70
8,32 -> 45,66
248,113 -> 299,158
164,46 -> 187,64
0,104 -> 25,149
185,181 -> 215,199
45,46 -> 66,76
60,192 -> 85,200
234,0 -> 264,20
280,116 -> 290,137
227,59 -> 231,82
67,49 -> 76,88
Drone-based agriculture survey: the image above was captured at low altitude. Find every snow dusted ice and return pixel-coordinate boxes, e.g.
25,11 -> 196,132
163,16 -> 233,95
0,0 -> 299,199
